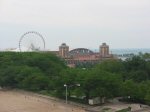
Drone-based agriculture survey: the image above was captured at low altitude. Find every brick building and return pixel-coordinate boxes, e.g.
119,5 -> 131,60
54,43 -> 113,67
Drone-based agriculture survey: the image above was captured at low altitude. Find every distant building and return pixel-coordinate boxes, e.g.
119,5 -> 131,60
59,43 -> 69,58
51,42 -> 114,67
100,43 -> 109,57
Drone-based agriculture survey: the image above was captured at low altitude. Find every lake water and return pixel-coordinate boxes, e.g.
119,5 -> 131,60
110,48 -> 150,55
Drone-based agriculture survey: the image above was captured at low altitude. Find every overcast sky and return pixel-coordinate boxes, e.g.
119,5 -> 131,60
0,0 -> 150,50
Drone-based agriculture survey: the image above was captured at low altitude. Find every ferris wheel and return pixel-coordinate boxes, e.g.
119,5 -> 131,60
19,31 -> 45,52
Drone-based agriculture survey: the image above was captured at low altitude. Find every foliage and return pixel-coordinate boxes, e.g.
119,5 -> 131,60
1,52 -> 150,105
0,52 -> 66,91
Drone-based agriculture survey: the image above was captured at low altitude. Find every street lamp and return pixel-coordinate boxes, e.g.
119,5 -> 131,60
64,83 -> 80,104
64,84 -> 68,104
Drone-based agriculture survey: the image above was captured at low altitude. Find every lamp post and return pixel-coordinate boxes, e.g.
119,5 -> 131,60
64,84 -> 68,104
64,83 -> 80,104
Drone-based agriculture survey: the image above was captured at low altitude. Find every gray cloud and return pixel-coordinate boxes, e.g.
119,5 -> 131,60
0,0 -> 150,50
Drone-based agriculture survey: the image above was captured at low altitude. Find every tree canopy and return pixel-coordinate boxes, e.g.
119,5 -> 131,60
1,52 -> 150,105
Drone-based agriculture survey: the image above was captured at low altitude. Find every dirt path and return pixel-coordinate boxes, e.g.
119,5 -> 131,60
0,90 -> 86,112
